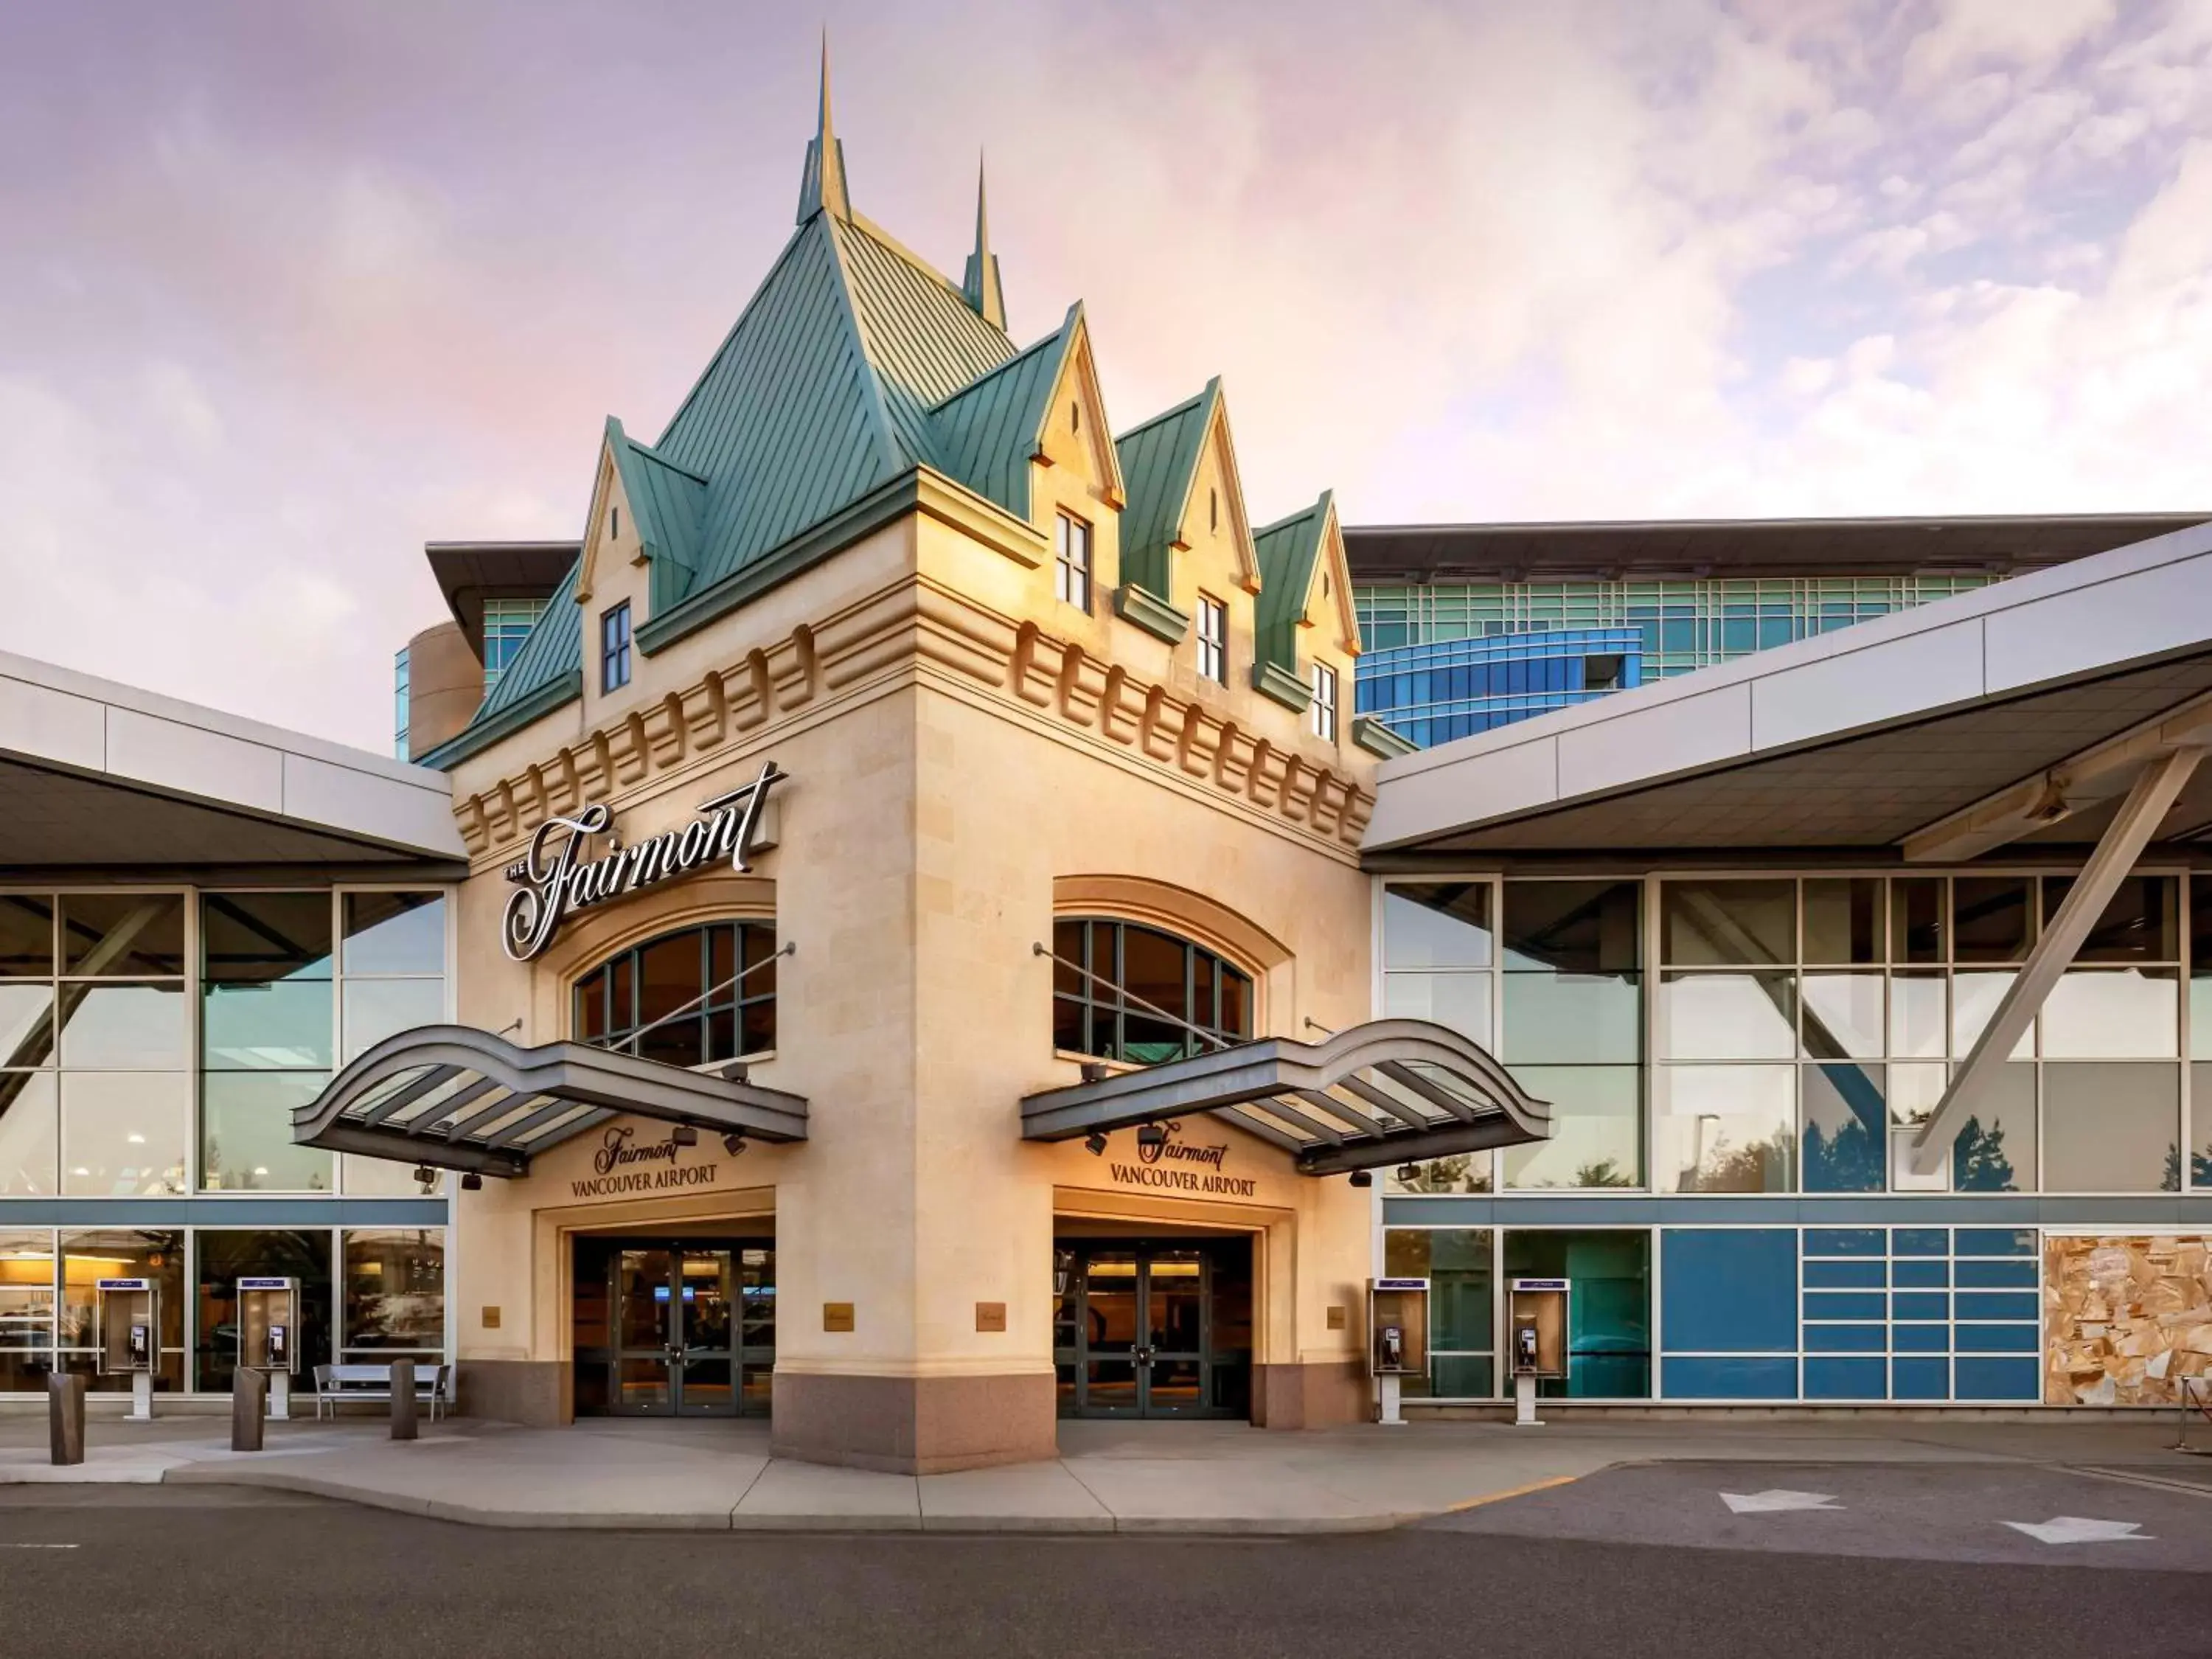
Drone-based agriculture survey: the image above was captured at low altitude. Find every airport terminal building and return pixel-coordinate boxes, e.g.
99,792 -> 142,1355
4,77 -> 2211,1458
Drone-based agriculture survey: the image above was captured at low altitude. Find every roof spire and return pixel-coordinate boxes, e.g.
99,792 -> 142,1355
796,32 -> 852,223
961,152 -> 1006,330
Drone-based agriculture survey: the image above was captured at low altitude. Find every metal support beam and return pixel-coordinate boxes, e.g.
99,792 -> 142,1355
1902,686 -> 2212,862
1909,747 -> 2202,1174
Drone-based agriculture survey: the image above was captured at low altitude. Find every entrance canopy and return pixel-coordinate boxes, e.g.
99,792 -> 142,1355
293,1025 -> 808,1178
1020,1018 -> 1550,1176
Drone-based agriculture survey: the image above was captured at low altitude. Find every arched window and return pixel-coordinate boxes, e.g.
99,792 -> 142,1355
1051,918 -> 1253,1064
573,922 -> 776,1067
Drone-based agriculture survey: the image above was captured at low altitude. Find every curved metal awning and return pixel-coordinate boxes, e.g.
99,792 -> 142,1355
293,1024 -> 808,1178
1020,1018 -> 1550,1176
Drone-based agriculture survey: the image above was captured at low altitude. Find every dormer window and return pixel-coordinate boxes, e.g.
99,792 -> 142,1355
600,602 -> 633,694
1054,511 -> 1093,614
1197,594 -> 1227,685
1310,662 -> 1338,742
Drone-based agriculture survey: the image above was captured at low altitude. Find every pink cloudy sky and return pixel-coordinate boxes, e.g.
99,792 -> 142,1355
2,0 -> 2209,751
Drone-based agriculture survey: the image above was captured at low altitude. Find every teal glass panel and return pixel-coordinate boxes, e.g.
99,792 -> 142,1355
1804,1357 -> 1885,1399
1891,1357 -> 1948,1399
1804,1324 -> 1885,1353
1804,1259 -> 1884,1289
1953,1356 -> 2037,1399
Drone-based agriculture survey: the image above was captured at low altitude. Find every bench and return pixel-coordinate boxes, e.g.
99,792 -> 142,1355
311,1362 -> 453,1421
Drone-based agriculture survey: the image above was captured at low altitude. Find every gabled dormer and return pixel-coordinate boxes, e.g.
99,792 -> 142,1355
931,301 -> 1124,528
575,417 -> 706,623
1110,380 -> 1259,645
1251,490 -> 1359,714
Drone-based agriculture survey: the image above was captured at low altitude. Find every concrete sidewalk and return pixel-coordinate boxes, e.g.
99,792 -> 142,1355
0,1412 -> 2203,1533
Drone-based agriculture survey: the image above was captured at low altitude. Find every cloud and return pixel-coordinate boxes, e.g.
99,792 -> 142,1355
1905,0 -> 2121,86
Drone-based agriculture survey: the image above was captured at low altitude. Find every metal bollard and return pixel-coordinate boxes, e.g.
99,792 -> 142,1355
47,1372 -> 86,1467
231,1367 -> 267,1453
389,1358 -> 418,1441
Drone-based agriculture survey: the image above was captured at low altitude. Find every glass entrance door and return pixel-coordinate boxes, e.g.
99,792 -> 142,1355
575,1238 -> 773,1417
1055,1239 -> 1250,1419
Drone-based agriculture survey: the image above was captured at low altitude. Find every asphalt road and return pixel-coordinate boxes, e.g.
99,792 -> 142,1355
2,1477 -> 2208,1659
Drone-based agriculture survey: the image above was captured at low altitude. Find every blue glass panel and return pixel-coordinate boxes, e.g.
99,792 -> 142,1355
1954,1291 -> 2038,1322
1804,1323 -> 1885,1353
1663,1356 -> 1797,1399
1891,1357 -> 1949,1399
1891,1228 -> 1948,1256
1953,1355 -> 2039,1400
1801,1291 -> 1885,1321
1804,1259 -> 1885,1289
1806,1229 -> 1884,1256
1805,1357 -> 1887,1400
1891,1259 -> 1948,1289
1955,1259 -> 2037,1289
1954,1228 -> 2036,1256
1891,1322 -> 1950,1353
1891,1292 -> 1949,1322
1952,1323 -> 2039,1354
1660,1230 -> 1797,1353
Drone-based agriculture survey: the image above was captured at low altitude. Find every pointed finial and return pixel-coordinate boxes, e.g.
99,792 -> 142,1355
962,151 -> 1006,330
796,32 -> 852,224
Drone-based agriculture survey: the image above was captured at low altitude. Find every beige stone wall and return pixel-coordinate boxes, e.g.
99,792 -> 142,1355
2044,1234 -> 2212,1406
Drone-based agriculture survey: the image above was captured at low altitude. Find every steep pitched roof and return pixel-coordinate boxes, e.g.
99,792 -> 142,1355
604,417 -> 706,613
1253,490 -> 1359,675
930,303 -> 1079,518
1113,380 -> 1218,600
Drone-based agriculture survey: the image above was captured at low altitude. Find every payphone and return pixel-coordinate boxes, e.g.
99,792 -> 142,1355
94,1279 -> 159,1422
237,1277 -> 300,1420
1508,1277 -> 1569,1427
1367,1277 -> 1430,1427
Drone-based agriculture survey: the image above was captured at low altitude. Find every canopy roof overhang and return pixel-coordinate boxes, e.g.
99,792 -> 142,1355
1366,518 -> 2212,860
293,1025 -> 808,1178
1020,1018 -> 1551,1176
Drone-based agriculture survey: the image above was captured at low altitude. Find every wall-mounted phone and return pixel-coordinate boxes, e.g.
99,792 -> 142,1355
1367,1278 -> 1430,1427
95,1279 -> 159,1422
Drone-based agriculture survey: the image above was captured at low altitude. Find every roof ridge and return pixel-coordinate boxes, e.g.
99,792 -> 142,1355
1113,382 -> 1211,445
616,428 -> 711,487
816,209 -> 915,477
1256,487 -> 1331,540
845,209 -> 981,314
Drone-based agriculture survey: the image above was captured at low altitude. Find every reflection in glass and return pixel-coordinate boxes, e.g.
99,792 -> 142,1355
0,897 -> 55,978
342,1228 -> 445,1352
202,979 -> 333,1070
201,893 -> 333,983
1382,884 -> 1492,968
340,1154 -> 442,1197
1952,970 -> 2031,1060
1657,1065 -> 1794,1192
1801,973 -> 1883,1059
1383,1228 -> 1493,1398
60,894 -> 187,976
1658,971 -> 1794,1060
56,983 -> 187,1069
1950,1062 -> 2034,1192
1661,880 -> 1794,966
1802,1063 -> 1885,1193
1385,1152 -> 1492,1194
1887,1061 -> 1950,1124
1804,878 -> 1882,964
0,984 -> 51,1068
2194,1062 -> 2212,1189
341,892 -> 446,975
195,1229 -> 333,1392
0,1230 -> 55,1366
201,1071 -> 332,1192
1502,882 -> 1639,974
2040,970 -> 2178,1058
59,1074 -> 188,1195
0,1074 -> 57,1195
1891,877 -> 1945,964
58,1230 -> 184,1391
1952,877 -> 2032,964
2042,1063 -> 2179,1192
1501,972 -> 1641,1064
341,978 -> 445,1062
1384,973 -> 1490,1046
1890,973 -> 1947,1057
2042,874 -> 2177,963
1501,1229 -> 1650,1399
1501,1066 -> 1640,1189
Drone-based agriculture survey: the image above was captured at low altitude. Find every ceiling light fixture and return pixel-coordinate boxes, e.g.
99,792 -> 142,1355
1085,1130 -> 1108,1156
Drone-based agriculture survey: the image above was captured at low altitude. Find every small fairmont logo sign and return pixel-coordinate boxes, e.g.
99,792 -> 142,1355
1109,1121 -> 1256,1197
568,1125 -> 721,1200
501,760 -> 784,961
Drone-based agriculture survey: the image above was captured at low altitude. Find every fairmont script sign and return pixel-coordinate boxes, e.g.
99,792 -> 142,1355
502,760 -> 785,961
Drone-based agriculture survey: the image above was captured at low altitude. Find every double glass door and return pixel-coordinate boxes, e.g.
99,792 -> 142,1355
574,1240 -> 774,1416
1054,1239 -> 1250,1419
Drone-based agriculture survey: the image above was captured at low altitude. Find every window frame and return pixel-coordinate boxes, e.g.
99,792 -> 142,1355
1310,662 -> 1339,741
1054,511 -> 1093,616
1050,917 -> 1254,1065
571,921 -> 779,1066
1197,593 -> 1228,685
599,601 -> 633,695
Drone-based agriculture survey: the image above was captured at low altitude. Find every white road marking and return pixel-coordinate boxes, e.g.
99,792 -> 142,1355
2,1544 -> 80,1550
1719,1489 -> 1842,1514
2005,1517 -> 2153,1544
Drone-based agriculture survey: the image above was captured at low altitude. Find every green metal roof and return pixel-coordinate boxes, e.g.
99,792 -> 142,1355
1253,490 -> 1335,676
1113,379 -> 1217,601
605,417 -> 706,616
931,303 -> 1079,518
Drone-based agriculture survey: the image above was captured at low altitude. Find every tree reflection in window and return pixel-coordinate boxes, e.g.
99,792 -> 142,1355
572,922 -> 777,1067
1051,919 -> 1253,1064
